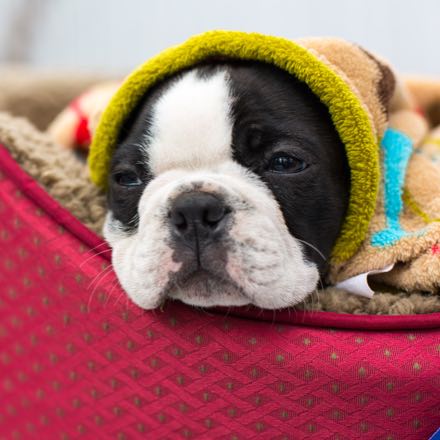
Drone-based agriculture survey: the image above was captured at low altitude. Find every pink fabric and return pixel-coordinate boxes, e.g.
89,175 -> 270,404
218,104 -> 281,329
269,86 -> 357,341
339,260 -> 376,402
0,145 -> 439,439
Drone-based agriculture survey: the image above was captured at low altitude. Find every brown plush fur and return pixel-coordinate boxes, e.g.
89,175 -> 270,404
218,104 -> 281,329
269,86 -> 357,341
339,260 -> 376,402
0,66 -> 109,130
1,67 -> 439,315
0,112 -> 106,233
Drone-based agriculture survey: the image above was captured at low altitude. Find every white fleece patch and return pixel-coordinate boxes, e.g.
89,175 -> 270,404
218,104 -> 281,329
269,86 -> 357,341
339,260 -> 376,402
105,68 -> 319,310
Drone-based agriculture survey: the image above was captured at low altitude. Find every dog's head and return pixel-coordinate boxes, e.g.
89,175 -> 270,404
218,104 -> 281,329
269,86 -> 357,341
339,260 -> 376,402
103,60 -> 350,309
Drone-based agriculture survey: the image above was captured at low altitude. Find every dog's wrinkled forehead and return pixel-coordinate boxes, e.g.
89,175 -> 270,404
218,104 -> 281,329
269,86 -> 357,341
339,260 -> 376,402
116,60 -> 339,177
147,69 -> 233,174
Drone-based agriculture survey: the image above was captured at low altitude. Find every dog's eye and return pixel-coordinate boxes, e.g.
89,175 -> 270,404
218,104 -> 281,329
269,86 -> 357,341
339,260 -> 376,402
114,171 -> 142,187
268,154 -> 307,173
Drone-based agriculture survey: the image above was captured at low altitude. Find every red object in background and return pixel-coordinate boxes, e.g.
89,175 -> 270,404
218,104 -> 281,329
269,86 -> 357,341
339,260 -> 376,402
70,99 -> 92,148
0,144 -> 439,440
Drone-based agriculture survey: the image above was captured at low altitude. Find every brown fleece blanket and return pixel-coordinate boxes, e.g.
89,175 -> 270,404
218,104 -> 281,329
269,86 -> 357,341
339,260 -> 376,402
1,66 -> 439,315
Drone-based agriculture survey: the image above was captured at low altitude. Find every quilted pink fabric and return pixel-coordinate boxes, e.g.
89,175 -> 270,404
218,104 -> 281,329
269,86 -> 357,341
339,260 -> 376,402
0,145 -> 439,440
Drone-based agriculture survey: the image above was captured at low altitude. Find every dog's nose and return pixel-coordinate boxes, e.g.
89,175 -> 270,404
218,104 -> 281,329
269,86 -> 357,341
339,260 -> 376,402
169,192 -> 229,242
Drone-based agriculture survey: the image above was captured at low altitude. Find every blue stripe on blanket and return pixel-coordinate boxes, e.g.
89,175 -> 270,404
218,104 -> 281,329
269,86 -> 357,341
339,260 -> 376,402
371,128 -> 413,247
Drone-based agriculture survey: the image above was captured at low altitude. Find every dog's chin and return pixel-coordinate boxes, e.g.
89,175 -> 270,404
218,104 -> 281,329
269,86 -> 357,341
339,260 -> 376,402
166,269 -> 251,308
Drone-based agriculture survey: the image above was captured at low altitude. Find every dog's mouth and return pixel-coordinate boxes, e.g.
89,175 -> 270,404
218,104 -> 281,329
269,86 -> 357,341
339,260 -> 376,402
166,267 -> 250,307
164,226 -> 251,306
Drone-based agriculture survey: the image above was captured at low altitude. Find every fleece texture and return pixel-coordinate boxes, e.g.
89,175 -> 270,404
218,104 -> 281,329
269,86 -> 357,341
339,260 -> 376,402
1,109 -> 439,314
88,30 -> 440,294
1,55 -> 439,312
89,30 -> 384,264
2,109 -> 440,315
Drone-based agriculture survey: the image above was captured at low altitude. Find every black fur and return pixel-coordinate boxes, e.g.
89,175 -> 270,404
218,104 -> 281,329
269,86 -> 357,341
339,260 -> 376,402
108,61 -> 350,276
228,61 -> 350,272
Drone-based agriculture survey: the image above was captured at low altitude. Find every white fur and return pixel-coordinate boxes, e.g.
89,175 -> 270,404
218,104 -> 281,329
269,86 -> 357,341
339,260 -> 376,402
147,70 -> 233,174
105,69 -> 319,310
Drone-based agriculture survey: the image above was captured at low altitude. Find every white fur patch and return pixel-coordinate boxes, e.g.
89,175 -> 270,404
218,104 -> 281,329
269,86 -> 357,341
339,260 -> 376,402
147,70 -> 233,174
105,68 -> 319,310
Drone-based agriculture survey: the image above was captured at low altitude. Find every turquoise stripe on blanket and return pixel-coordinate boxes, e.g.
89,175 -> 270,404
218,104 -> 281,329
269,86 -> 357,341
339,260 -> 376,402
371,128 -> 414,247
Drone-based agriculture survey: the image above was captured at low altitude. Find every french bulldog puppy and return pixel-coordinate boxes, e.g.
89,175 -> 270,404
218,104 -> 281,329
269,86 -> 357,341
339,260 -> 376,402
104,60 -> 350,310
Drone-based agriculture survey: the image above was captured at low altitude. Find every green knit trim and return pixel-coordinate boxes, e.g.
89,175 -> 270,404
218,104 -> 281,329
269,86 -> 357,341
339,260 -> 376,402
88,30 -> 380,263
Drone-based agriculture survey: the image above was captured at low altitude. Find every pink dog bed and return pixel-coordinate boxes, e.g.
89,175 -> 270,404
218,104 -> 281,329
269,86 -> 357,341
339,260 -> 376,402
0,144 -> 439,439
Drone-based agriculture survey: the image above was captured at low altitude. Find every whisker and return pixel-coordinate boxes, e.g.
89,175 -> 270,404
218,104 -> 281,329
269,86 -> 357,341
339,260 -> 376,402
296,238 -> 326,262
113,290 -> 127,307
86,266 -> 115,313
308,289 -> 315,314
82,241 -> 109,255
87,264 -> 114,291
86,286 -> 99,314
125,213 -> 140,226
86,264 -> 114,310
309,287 -> 321,316
79,248 -> 112,268
104,279 -> 121,308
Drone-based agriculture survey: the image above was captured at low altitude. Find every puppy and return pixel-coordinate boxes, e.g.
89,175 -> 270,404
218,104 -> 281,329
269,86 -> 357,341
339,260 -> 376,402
104,60 -> 350,310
